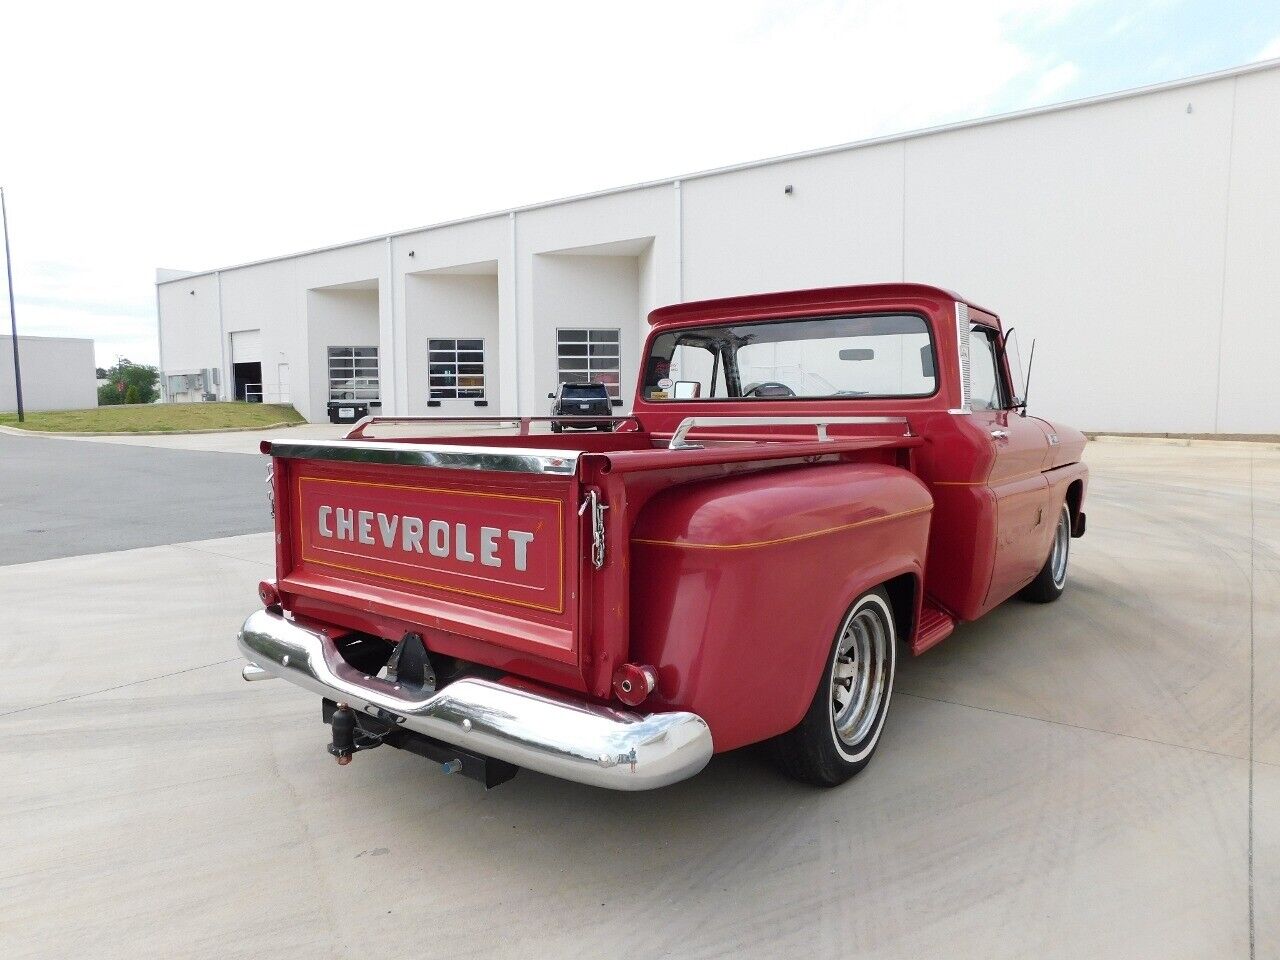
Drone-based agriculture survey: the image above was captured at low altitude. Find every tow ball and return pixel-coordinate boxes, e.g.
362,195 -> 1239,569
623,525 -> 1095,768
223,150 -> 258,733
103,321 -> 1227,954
327,702 -> 365,765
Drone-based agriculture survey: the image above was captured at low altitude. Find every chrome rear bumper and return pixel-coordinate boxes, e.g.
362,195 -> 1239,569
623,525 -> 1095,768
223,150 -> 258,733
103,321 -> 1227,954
237,609 -> 713,790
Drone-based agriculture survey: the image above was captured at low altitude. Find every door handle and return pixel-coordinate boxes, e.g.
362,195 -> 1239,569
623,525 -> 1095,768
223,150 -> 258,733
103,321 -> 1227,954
990,429 -> 1010,440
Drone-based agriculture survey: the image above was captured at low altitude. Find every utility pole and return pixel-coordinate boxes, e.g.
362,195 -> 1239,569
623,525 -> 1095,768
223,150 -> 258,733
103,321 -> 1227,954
1,186 -> 23,422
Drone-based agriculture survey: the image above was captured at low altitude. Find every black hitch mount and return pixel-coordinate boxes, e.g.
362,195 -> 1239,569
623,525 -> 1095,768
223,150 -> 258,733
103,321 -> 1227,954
321,699 -> 518,788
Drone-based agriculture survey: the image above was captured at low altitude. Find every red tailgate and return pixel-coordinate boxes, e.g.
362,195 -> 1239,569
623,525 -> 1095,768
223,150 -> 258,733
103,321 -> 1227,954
267,439 -> 592,691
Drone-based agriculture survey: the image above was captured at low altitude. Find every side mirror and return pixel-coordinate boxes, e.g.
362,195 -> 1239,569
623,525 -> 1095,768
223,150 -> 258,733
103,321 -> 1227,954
611,398 -> 623,408
547,392 -> 556,400
920,344 -> 935,378
672,381 -> 701,399
839,348 -> 874,361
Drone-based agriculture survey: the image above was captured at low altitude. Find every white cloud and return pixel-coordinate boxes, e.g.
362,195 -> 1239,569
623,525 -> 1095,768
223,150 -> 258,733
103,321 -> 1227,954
0,0 -> 1094,367
1027,61 -> 1081,103
1256,35 -> 1280,62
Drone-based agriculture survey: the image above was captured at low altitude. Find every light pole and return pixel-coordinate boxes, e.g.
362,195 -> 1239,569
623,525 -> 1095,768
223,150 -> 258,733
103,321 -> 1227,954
1,186 -> 23,423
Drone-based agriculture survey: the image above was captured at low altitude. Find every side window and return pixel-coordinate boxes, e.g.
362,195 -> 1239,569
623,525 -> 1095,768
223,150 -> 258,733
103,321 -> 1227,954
968,325 -> 1005,412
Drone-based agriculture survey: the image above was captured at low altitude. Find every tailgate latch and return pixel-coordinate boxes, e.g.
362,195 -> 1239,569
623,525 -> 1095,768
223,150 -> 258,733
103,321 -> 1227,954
579,490 -> 608,570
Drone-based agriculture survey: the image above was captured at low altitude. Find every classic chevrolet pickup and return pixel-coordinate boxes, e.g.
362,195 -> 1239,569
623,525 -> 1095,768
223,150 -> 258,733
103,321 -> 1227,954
238,283 -> 1087,790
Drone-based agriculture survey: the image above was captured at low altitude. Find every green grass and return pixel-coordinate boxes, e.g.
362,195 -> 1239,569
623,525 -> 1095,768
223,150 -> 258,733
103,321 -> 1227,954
0,403 -> 306,433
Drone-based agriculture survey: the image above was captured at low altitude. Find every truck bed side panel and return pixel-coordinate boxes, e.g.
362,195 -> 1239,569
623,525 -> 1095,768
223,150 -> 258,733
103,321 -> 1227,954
628,462 -> 932,751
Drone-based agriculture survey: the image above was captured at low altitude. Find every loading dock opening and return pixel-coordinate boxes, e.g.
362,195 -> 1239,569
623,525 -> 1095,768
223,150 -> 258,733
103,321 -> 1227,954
233,361 -> 262,401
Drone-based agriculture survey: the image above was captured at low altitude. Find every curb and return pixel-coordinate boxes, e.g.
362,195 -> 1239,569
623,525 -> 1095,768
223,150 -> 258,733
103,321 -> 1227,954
0,421 -> 304,438
1087,433 -> 1280,451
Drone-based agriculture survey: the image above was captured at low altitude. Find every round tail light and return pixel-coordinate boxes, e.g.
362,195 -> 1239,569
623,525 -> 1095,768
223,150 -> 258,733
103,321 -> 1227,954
613,663 -> 657,706
258,580 -> 280,607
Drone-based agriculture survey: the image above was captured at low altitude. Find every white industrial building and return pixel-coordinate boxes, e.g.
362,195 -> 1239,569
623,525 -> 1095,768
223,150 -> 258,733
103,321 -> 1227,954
156,60 -> 1280,433
1,335 -> 97,413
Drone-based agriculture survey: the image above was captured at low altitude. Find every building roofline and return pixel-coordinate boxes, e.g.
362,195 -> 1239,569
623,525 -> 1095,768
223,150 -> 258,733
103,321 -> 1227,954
157,57 -> 1280,286
1,333 -> 95,344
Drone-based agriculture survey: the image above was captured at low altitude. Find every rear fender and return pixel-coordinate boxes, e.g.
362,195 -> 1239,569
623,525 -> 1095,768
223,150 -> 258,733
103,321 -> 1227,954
629,462 -> 932,752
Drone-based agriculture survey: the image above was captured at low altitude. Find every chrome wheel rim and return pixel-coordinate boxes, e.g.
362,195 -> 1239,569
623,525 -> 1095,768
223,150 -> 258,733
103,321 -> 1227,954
831,599 -> 892,750
1050,507 -> 1070,588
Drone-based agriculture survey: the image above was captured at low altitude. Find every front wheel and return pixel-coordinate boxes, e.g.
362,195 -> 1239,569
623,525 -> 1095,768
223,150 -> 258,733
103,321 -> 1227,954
769,587 -> 897,786
1020,503 -> 1071,603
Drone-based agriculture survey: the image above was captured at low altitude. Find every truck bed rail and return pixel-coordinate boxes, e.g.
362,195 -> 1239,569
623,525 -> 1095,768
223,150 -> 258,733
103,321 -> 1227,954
345,415 -> 640,440
666,416 -> 912,450
262,438 -> 582,475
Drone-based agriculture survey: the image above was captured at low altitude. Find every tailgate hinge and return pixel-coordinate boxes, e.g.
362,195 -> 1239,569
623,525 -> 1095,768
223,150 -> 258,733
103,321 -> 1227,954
579,489 -> 609,570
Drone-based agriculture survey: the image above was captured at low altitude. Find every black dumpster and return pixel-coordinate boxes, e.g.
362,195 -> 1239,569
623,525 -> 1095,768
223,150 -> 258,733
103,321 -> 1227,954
327,400 -> 370,424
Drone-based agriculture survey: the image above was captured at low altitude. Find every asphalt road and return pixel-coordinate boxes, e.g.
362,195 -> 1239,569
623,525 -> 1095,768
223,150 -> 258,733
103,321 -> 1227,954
1,434 -> 1275,959
0,432 -> 271,565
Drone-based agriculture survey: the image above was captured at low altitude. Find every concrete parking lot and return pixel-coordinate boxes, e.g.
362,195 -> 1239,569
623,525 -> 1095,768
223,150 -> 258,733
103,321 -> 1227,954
1,433 -> 1275,959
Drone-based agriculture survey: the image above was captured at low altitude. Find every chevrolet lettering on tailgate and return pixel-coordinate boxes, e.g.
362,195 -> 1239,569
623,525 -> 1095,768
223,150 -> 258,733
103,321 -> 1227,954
316,505 -> 535,570
296,475 -> 563,612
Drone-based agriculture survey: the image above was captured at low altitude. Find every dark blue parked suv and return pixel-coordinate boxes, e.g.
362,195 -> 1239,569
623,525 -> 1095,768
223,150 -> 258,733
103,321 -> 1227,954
548,381 -> 614,432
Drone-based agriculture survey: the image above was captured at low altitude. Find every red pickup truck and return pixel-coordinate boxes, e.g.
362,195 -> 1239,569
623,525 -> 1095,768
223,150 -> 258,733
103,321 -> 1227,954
238,283 -> 1087,790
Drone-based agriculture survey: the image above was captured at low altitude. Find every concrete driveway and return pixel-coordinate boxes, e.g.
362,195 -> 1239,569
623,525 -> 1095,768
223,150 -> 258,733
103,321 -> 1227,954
0,436 -> 1274,959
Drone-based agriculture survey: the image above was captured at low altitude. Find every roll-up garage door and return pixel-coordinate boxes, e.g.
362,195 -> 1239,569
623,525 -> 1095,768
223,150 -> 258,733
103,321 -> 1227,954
230,329 -> 262,364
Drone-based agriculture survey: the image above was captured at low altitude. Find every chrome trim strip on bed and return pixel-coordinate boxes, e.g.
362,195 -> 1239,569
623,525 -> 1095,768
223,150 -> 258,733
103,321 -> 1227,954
237,609 -> 714,790
263,439 -> 582,475
667,415 -> 911,450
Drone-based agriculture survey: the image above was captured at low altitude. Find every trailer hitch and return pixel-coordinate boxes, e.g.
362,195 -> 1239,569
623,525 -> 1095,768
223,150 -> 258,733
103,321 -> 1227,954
327,702 -> 391,765
320,698 -> 519,787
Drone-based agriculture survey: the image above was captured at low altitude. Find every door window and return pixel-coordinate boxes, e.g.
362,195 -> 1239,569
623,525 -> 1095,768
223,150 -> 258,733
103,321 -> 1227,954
968,325 -> 1006,412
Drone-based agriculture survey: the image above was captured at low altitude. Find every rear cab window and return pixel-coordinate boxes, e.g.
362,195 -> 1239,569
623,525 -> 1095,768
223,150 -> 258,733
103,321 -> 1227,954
642,313 -> 937,401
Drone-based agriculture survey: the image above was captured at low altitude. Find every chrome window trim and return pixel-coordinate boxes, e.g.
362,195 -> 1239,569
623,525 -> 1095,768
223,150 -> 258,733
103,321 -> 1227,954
949,301 -> 972,414
265,438 -> 581,475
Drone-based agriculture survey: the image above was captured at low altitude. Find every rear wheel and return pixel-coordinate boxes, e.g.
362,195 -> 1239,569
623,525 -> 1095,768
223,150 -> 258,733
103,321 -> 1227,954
769,587 -> 897,786
1020,503 -> 1071,603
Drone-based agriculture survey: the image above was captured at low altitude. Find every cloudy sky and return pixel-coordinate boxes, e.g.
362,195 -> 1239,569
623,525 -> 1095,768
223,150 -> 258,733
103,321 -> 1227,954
1,0 -> 1277,368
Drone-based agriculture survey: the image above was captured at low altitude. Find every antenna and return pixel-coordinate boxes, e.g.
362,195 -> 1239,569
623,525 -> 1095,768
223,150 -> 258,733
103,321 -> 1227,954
1020,339 -> 1036,416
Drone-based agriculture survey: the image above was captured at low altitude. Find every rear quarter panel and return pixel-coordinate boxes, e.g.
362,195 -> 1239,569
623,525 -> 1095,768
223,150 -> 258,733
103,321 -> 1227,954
628,462 -> 932,751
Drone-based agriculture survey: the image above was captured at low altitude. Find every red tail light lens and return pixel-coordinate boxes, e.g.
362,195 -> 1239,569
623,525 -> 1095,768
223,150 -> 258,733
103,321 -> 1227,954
613,663 -> 657,706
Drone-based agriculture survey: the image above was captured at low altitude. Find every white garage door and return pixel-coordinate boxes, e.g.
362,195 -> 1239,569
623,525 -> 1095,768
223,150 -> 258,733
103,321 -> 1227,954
230,329 -> 262,364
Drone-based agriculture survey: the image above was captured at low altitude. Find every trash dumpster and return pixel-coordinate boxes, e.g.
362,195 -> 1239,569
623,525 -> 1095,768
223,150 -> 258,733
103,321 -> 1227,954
327,400 -> 370,424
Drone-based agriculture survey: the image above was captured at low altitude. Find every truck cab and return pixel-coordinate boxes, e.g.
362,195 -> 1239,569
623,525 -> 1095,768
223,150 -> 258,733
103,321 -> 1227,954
238,283 -> 1087,791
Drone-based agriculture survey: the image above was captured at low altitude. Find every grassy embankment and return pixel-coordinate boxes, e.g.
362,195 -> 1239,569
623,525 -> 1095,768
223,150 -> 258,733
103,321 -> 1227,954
0,403 -> 305,433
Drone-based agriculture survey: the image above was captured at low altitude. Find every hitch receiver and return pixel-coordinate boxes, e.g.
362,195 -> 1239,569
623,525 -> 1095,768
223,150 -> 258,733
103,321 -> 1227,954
321,699 -> 518,788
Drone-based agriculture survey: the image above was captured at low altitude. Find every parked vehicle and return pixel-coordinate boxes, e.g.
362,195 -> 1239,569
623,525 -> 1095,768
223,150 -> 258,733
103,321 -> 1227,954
238,283 -> 1087,790
548,381 -> 614,432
